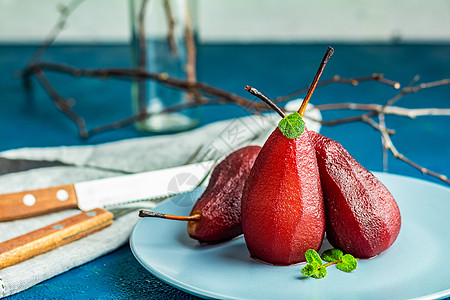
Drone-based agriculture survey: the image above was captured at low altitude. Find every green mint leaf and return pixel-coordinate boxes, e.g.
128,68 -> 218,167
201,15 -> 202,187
304,249 -> 323,265
278,112 -> 305,139
310,261 -> 321,269
311,266 -> 327,279
301,261 -> 327,279
301,264 -> 316,277
336,254 -> 358,272
321,249 -> 343,262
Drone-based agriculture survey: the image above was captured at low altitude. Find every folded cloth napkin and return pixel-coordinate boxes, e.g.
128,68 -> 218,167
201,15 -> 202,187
0,108 -> 321,298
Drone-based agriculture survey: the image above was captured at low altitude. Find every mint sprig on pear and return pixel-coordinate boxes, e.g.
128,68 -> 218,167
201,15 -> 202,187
301,249 -> 327,279
244,86 -> 306,139
278,112 -> 305,139
301,249 -> 358,279
245,86 -> 304,138
321,248 -> 343,262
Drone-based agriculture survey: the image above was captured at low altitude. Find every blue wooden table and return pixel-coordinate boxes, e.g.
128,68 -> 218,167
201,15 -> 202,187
1,43 -> 449,299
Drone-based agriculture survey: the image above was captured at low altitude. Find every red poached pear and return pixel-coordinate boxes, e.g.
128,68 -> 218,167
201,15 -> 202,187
187,145 -> 261,243
139,145 -> 261,244
309,131 -> 401,258
241,47 -> 334,265
241,116 -> 325,265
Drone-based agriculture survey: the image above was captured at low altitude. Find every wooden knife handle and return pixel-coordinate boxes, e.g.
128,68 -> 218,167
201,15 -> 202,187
0,184 -> 79,221
0,208 -> 113,270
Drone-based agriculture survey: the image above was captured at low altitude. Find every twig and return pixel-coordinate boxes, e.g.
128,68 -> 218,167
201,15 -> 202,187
22,62 -> 449,184
33,70 -> 88,138
383,74 -> 421,108
28,0 -> 85,64
23,63 -> 267,136
184,0 -> 198,103
313,103 -> 450,116
379,113 -> 389,172
136,0 -> 149,111
88,98 -> 208,136
164,0 -> 178,56
137,0 -> 149,70
23,62 -> 267,110
275,73 -> 401,103
313,78 -> 450,126
378,112 -> 450,184
361,115 -> 395,135
23,0 -> 449,185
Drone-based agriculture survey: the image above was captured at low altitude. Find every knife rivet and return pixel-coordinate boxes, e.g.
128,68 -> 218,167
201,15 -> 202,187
86,211 -> 97,217
23,194 -> 36,206
56,189 -> 69,201
53,224 -> 64,230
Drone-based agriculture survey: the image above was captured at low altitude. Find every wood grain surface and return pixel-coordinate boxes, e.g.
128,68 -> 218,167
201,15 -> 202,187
0,208 -> 113,270
0,184 -> 79,221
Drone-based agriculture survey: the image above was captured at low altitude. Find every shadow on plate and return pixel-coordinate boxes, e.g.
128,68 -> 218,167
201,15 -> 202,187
216,241 -> 261,265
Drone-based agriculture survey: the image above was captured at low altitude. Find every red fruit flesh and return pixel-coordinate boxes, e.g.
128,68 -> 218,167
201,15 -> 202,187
309,131 -> 401,258
188,145 -> 261,244
241,128 -> 325,265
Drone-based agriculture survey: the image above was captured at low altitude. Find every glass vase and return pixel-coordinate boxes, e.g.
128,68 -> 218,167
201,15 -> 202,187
129,0 -> 201,133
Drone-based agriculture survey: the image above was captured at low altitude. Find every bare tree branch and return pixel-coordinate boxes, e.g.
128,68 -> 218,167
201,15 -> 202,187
22,61 -> 450,184
378,112 -> 450,185
19,3 -> 450,185
28,0 -> 85,64
163,0 -> 177,55
274,73 -> 401,103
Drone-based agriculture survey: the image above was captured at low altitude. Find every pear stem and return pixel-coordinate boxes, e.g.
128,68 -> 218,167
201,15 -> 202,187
322,257 -> 360,268
322,260 -> 339,268
298,46 -> 334,117
245,85 -> 286,118
139,209 -> 201,221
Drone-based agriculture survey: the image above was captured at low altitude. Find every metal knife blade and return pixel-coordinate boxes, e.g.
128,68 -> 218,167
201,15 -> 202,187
0,161 -> 214,222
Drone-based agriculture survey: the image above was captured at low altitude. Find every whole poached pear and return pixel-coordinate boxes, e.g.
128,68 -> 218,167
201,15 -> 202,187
309,131 -> 401,258
241,113 -> 326,265
139,145 -> 261,244
187,145 -> 261,243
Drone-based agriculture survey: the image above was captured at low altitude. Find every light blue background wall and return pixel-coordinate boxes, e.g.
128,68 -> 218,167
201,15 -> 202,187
0,0 -> 449,43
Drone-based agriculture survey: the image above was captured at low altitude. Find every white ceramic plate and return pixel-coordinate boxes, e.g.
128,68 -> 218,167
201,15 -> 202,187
130,173 -> 450,300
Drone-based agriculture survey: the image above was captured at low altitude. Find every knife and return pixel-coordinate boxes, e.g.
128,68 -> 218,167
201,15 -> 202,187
0,161 -> 214,222
0,208 -> 113,270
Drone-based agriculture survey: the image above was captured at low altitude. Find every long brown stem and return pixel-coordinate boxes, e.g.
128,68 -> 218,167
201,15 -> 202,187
139,209 -> 201,221
298,46 -> 334,117
245,85 -> 286,118
322,257 -> 360,268
322,260 -> 339,268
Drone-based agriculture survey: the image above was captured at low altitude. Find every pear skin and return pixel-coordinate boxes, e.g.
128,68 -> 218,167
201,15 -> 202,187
310,131 -> 401,258
241,128 -> 325,265
187,145 -> 261,244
